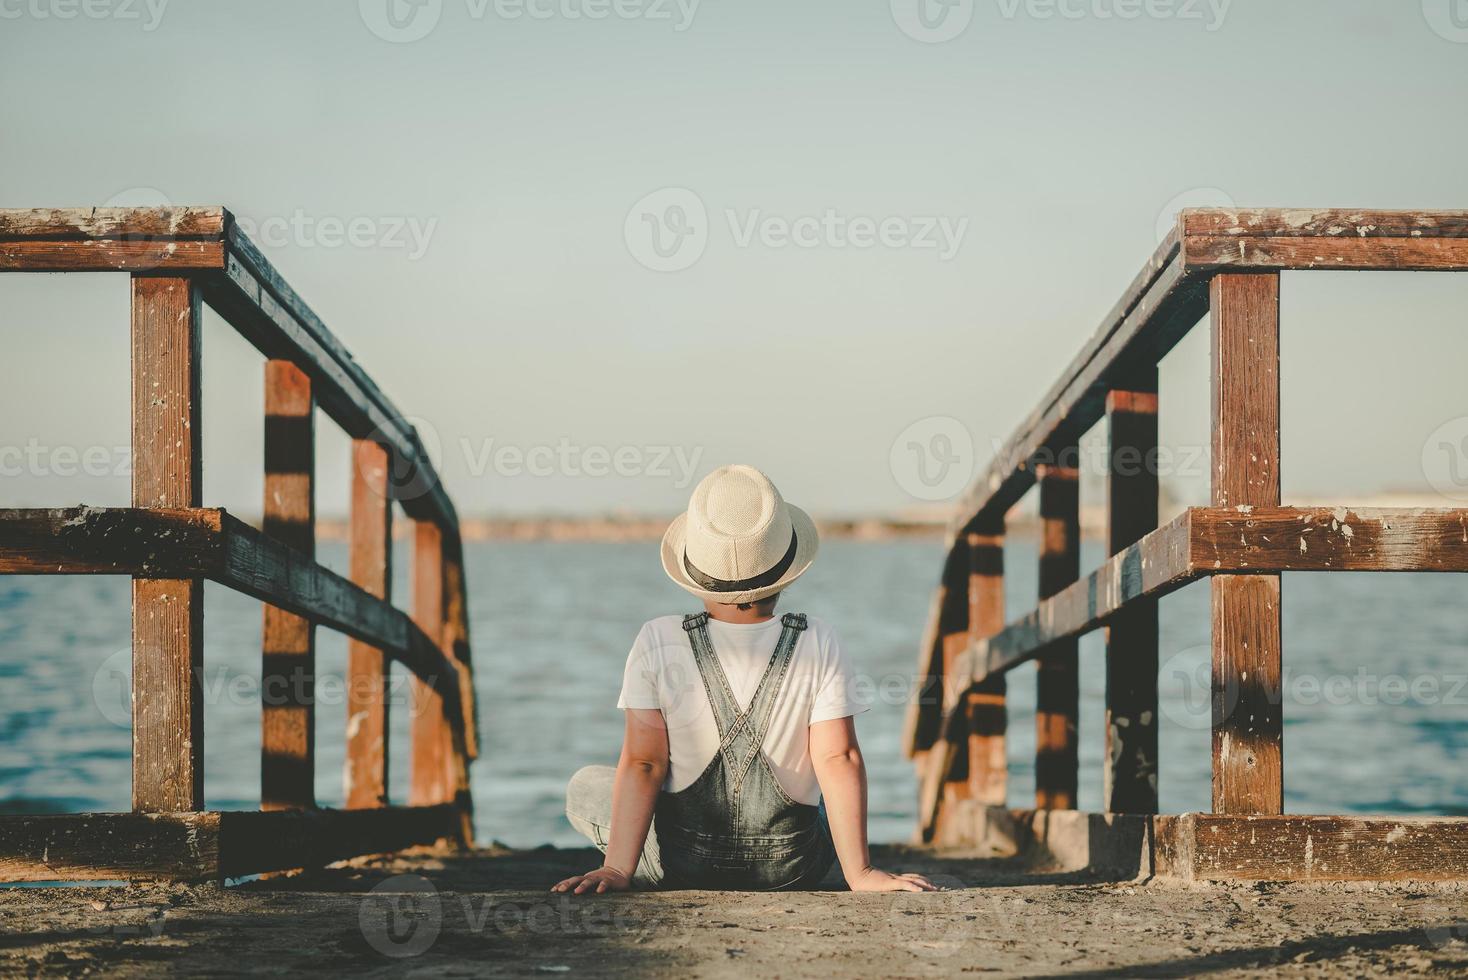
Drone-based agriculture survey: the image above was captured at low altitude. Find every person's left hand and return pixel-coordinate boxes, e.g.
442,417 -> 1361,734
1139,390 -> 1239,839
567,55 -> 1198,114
551,865 -> 633,895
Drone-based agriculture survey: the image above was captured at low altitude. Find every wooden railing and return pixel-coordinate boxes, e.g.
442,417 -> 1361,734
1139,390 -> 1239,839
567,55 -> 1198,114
0,207 -> 478,882
904,209 -> 1468,881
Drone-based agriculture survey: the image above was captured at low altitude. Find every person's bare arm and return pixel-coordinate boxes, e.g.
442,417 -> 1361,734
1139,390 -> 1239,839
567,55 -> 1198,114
811,716 -> 936,893
552,708 -> 668,894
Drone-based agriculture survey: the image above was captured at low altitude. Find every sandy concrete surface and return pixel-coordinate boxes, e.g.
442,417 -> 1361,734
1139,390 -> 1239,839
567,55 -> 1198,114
2,845 -> 1466,978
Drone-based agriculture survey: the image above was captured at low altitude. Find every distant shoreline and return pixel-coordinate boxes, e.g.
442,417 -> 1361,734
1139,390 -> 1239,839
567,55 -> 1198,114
308,490 -> 1450,542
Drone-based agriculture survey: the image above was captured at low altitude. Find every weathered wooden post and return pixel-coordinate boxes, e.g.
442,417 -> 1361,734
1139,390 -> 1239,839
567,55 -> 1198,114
1105,378 -> 1160,813
1209,272 -> 1284,815
1035,458 -> 1080,810
130,274 -> 205,813
966,523 -> 1007,806
261,360 -> 316,810
346,439 -> 392,809
410,520 -> 453,807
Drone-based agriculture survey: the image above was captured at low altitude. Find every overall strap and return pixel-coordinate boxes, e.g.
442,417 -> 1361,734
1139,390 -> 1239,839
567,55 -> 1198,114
728,613 -> 806,794
681,613 -> 742,739
680,613 -> 809,786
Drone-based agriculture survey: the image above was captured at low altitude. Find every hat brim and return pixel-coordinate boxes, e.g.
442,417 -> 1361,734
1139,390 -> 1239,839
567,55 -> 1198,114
660,504 -> 820,605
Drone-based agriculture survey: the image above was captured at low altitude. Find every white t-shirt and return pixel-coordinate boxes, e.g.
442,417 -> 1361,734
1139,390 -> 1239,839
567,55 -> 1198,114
617,614 -> 866,805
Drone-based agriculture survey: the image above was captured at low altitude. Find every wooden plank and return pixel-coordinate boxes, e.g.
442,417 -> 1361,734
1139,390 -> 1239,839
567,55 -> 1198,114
1210,272 -> 1283,817
0,239 -> 225,271
1035,463 -> 1080,810
216,805 -> 463,878
0,507 -> 223,575
1184,235 -> 1468,273
346,440 -> 393,809
965,530 -> 1007,808
0,508 -> 461,698
442,539 -> 479,760
0,806 -> 461,883
1183,814 -> 1468,882
261,360 -> 316,811
0,206 -> 226,239
1190,506 -> 1468,572
411,521 -> 453,807
0,812 -> 222,882
130,275 -> 204,814
1104,381 -> 1160,814
915,542 -> 977,838
903,588 -> 950,760
1179,207 -> 1468,240
965,511 -> 1197,685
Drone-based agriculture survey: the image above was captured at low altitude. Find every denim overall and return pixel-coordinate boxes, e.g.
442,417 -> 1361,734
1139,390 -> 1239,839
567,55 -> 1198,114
652,612 -> 836,890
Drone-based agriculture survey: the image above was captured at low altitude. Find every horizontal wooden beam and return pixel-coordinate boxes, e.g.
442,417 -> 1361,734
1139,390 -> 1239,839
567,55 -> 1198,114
1180,208 -> 1468,273
924,805 -> 1468,882
1192,506 -> 1468,573
1170,813 -> 1468,882
1179,208 -> 1468,240
951,510 -> 1196,696
0,507 -> 463,702
0,206 -> 228,240
941,505 -> 1468,698
0,806 -> 463,882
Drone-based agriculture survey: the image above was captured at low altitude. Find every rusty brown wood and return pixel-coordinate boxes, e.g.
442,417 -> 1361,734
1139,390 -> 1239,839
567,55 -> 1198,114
411,521 -> 453,808
1035,463 -> 1079,810
965,529 -> 1007,808
130,275 -> 204,814
0,806 -> 463,883
1104,380 -> 1160,815
346,440 -> 393,809
1210,272 -> 1283,817
0,508 -> 465,726
261,360 -> 316,811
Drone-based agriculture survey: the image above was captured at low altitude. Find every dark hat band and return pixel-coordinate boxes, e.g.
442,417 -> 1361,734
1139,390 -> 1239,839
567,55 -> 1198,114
683,529 -> 798,593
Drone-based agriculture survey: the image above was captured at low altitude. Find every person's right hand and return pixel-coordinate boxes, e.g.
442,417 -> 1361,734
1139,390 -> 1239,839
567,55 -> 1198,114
847,867 -> 939,892
551,865 -> 633,895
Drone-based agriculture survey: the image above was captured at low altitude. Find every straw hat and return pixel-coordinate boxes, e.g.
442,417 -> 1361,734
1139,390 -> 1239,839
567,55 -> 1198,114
661,465 -> 820,604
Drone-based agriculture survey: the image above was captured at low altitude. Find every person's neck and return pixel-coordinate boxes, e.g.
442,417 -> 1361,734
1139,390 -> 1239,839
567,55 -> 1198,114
703,601 -> 776,625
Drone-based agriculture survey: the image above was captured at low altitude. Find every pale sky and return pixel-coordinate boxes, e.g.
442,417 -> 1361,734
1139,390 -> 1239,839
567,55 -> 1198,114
3,0 -> 1466,517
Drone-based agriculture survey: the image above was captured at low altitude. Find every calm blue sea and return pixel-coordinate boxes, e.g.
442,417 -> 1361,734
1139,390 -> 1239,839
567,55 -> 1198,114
1,539 -> 1464,847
